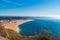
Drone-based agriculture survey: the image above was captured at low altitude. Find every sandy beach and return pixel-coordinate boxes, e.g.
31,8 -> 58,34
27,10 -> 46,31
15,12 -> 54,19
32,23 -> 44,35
3,20 -> 32,33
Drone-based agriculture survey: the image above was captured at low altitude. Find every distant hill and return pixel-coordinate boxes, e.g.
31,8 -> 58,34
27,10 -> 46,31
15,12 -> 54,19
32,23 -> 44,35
0,16 -> 50,20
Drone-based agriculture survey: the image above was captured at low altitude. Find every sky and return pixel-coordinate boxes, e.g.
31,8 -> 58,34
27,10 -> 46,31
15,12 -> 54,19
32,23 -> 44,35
0,0 -> 60,18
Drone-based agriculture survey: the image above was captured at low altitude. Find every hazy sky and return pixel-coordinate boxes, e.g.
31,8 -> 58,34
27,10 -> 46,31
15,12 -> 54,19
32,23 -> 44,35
0,0 -> 60,17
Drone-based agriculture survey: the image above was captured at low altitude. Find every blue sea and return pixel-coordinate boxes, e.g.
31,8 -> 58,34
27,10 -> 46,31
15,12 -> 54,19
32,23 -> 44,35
18,19 -> 60,38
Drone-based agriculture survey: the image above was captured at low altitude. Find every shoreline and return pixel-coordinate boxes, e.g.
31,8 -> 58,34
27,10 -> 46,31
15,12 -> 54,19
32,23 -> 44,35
2,19 -> 32,33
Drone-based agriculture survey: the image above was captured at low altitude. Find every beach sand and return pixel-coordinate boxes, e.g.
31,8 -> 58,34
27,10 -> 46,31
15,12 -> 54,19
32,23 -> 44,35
3,20 -> 32,33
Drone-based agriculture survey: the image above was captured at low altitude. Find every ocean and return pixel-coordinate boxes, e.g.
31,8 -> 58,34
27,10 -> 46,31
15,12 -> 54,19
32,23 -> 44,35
19,19 -> 60,38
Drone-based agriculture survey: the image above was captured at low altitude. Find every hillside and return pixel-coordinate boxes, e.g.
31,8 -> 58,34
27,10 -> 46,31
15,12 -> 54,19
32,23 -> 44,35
0,22 -> 20,40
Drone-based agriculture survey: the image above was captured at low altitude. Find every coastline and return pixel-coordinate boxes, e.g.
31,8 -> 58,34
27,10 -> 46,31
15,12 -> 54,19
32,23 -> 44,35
2,20 -> 32,33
